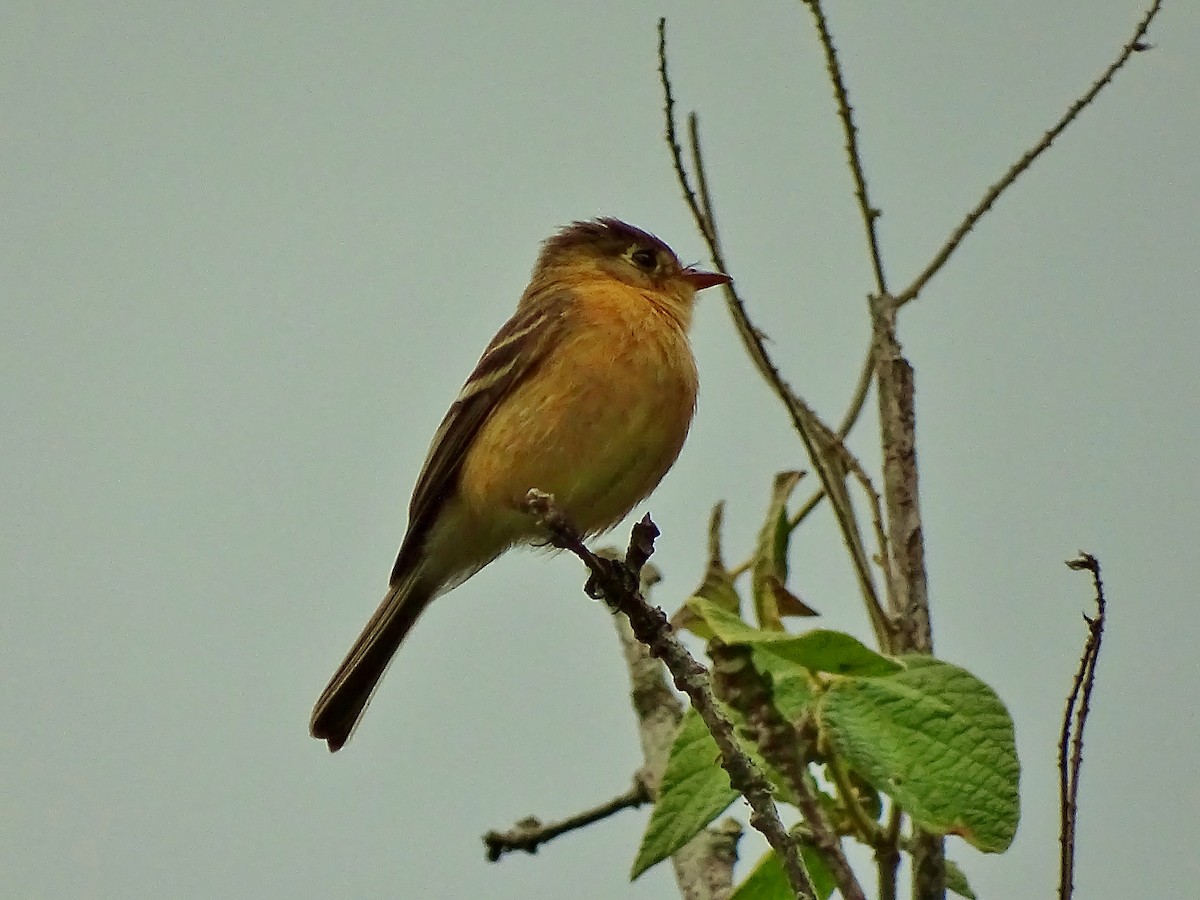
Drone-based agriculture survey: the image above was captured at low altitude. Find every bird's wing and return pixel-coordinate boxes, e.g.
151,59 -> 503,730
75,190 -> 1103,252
390,293 -> 570,584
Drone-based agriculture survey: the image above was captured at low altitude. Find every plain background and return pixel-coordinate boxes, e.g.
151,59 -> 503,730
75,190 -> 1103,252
4,2 -> 1197,898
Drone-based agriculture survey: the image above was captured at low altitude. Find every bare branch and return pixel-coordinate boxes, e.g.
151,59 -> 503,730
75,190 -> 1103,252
670,819 -> 742,900
484,777 -> 651,861
657,18 -> 712,245
657,23 -> 883,644
784,339 -> 877,542
800,0 -> 889,296
896,0 -> 1164,308
1059,552 -> 1108,900
526,490 -> 819,900
843,455 -> 895,647
838,340 -> 877,437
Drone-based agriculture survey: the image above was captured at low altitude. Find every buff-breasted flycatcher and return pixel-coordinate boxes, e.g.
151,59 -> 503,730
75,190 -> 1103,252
310,218 -> 731,751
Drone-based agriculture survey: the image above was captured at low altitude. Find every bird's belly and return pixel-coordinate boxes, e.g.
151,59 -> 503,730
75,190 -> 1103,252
459,324 -> 697,537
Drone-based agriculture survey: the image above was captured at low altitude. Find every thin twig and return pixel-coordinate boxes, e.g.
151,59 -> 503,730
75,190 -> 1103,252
783,341 -> 877,538
838,340 -> 877,436
680,108 -> 884,627
683,106 -> 884,625
658,18 -> 711,244
484,777 -> 651,861
842,440 -> 894,643
663,22 -> 884,623
1060,552 -> 1108,900
800,0 -> 889,296
690,113 -> 722,255
895,0 -> 1164,308
526,490 -> 818,900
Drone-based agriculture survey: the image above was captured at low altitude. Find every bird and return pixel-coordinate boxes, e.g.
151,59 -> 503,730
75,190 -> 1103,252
310,217 -> 731,751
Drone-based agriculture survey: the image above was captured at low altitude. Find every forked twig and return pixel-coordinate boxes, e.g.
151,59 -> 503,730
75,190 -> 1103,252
658,20 -> 884,627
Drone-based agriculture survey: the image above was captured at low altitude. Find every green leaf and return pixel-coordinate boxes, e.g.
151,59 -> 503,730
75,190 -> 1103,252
695,561 -> 741,614
631,709 -> 739,879
687,597 -> 772,644
674,502 -> 742,640
729,846 -> 836,900
945,858 -> 977,899
688,598 -> 902,677
729,849 -> 791,900
750,648 -> 816,721
754,631 -> 902,677
816,656 -> 1020,852
751,471 -> 804,630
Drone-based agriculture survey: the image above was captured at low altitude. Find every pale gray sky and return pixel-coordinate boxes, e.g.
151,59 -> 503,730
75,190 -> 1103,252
4,2 -> 1197,898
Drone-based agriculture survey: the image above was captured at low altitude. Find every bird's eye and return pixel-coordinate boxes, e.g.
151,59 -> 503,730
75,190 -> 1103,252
630,248 -> 658,271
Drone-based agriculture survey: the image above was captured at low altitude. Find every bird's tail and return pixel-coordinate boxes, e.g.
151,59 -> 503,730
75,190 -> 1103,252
310,568 -> 435,752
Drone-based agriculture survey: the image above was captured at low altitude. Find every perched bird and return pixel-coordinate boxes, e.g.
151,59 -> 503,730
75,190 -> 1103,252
310,218 -> 730,751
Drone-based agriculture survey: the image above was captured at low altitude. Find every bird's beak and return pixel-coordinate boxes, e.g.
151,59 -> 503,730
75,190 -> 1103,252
680,267 -> 732,291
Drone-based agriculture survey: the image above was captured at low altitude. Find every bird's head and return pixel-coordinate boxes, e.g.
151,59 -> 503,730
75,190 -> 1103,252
532,218 -> 731,318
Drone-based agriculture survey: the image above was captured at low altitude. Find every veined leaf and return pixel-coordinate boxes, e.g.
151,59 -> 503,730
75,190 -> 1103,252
631,709 -> 739,879
816,656 -> 1020,852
